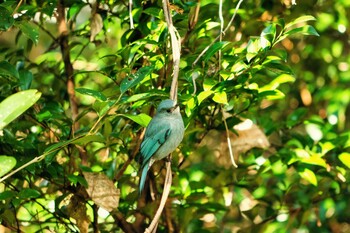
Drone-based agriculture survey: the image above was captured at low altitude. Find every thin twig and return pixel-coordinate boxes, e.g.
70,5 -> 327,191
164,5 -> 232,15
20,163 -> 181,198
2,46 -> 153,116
218,1 -> 238,168
0,155 -> 44,183
129,0 -> 134,29
222,109 -> 238,168
218,0 -> 224,80
144,161 -> 172,233
163,0 -> 181,101
192,0 -> 244,68
12,0 -> 24,16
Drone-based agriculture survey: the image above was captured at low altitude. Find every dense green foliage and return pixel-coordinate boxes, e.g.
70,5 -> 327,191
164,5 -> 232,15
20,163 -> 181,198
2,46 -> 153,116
0,0 -> 349,232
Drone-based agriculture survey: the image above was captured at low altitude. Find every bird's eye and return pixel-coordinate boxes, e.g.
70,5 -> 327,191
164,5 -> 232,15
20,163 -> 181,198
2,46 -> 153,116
166,109 -> 172,113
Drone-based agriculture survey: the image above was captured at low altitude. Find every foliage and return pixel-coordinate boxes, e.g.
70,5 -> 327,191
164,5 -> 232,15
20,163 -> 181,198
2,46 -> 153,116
0,0 -> 349,232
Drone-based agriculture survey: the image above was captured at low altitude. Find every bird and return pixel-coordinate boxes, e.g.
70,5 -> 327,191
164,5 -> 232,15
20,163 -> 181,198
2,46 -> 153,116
139,99 -> 185,194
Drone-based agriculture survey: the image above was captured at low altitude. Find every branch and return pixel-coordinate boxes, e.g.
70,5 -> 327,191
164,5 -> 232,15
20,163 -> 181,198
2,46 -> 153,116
57,0 -> 79,134
0,155 -> 44,182
111,210 -> 138,233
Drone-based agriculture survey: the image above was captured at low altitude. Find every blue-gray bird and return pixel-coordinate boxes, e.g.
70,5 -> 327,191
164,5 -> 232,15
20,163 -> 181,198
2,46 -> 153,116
139,99 -> 185,194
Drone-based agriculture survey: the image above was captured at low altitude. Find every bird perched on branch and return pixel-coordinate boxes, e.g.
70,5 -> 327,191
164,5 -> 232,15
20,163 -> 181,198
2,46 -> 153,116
139,99 -> 185,194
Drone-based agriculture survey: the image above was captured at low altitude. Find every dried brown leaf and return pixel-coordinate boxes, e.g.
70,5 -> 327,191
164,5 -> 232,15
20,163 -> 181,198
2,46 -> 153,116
83,172 -> 120,212
90,13 -> 103,42
195,119 -> 270,167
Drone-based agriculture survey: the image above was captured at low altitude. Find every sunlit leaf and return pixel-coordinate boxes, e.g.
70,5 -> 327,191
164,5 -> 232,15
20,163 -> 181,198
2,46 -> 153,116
0,90 -> 41,129
258,89 -> 285,100
213,91 -> 227,104
339,152 -> 350,169
285,15 -> 317,29
231,60 -> 248,73
260,24 -> 276,48
299,168 -> 318,186
246,38 -> 261,62
120,113 -> 152,127
0,155 -> 16,177
185,97 -> 196,117
319,142 -> 335,156
284,25 -> 319,37
301,155 -> 327,168
203,78 -> 217,91
197,90 -> 213,104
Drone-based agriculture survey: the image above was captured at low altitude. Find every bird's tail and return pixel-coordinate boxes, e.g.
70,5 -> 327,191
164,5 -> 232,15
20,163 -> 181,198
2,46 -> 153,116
139,162 -> 150,195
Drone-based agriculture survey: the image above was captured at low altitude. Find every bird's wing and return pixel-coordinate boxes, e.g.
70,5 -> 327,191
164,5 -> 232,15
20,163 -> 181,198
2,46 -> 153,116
140,127 -> 171,167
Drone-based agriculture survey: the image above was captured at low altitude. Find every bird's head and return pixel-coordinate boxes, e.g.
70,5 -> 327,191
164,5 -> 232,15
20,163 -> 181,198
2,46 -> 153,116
156,99 -> 180,114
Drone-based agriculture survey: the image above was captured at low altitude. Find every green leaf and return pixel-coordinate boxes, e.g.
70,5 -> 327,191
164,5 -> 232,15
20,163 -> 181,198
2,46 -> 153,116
43,135 -> 85,157
301,155 -> 327,168
0,89 -> 41,129
231,60 -> 248,73
212,91 -> 228,104
285,15 -> 317,29
259,74 -> 295,92
284,25 -> 319,37
120,66 -> 153,94
0,190 -> 15,200
93,100 -> 114,116
73,135 -> 106,145
75,88 -> 107,101
143,7 -> 162,18
246,38 -> 261,62
0,155 -> 17,177
299,168 -> 318,186
68,174 -> 88,187
319,142 -> 335,156
197,90 -> 213,104
287,107 -> 308,128
16,21 -> 39,44
258,89 -> 285,100
0,61 -> 19,79
124,93 -> 155,103
0,6 -> 14,30
204,41 -> 230,62
120,113 -> 152,127
203,78 -> 217,91
339,152 -> 350,169
185,97 -> 196,117
18,188 -> 41,199
260,24 -> 276,48
19,70 -> 33,90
